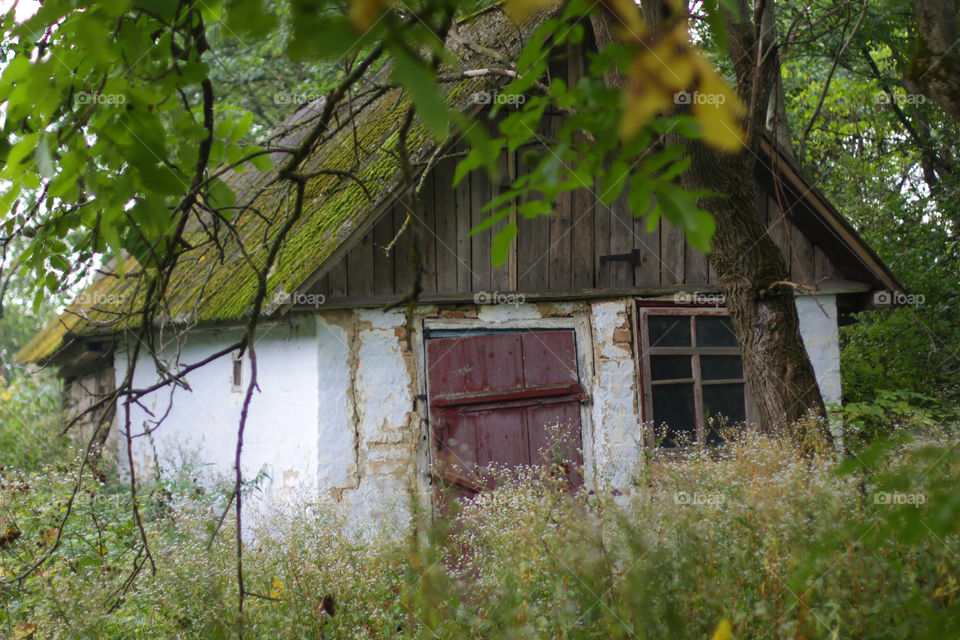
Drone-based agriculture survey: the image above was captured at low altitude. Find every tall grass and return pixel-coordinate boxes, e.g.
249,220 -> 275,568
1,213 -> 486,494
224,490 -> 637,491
1,423 -> 958,638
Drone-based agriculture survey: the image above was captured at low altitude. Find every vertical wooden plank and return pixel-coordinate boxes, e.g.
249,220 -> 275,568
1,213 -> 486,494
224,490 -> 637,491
547,114 -> 572,291
507,145 -> 518,292
660,222 -> 685,286
327,259 -> 348,299
633,194 -> 660,287
593,177 -> 611,290
570,187 -> 594,289
434,156 -> 458,294
515,143 -> 551,292
685,242 -> 709,286
346,228 -> 375,296
311,274 -> 330,300
790,221 -> 815,286
373,207 -> 395,296
814,244 -> 833,285
548,194 -> 573,290
456,148 -> 473,293
606,191 -> 635,287
394,203 -> 416,295
471,146 -> 493,294
491,129 -> 512,292
417,169 -> 437,295
567,37 -> 593,290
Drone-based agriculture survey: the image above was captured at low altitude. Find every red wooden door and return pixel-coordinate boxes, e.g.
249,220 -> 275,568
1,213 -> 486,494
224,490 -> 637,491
425,330 -> 584,505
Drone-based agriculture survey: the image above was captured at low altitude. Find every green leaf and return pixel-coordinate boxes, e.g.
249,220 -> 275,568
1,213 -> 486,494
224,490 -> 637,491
49,254 -> 71,273
5,132 -> 38,173
208,178 -> 237,209
655,183 -> 715,253
491,221 -> 518,267
628,173 -> 654,218
600,160 -> 630,205
225,0 -> 278,38
288,11 -> 363,61
454,148 -> 485,187
517,199 -> 552,219
247,147 -> 274,172
701,0 -> 728,53
138,165 -> 188,196
470,207 -> 511,235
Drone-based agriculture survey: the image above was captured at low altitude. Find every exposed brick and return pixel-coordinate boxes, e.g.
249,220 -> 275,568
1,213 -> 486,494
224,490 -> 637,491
612,327 -> 633,343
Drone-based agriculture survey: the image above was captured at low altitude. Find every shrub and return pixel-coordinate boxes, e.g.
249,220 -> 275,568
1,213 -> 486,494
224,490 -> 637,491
0,422 -> 959,638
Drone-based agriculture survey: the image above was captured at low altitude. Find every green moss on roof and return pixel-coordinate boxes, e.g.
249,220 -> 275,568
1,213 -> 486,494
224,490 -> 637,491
17,6 -> 539,364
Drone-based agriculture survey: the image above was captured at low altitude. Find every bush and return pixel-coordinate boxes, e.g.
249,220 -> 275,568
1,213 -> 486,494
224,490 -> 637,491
0,371 -> 68,471
1,423 -> 959,638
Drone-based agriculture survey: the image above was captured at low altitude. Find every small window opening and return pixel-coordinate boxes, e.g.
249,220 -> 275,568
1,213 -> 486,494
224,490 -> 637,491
231,354 -> 243,391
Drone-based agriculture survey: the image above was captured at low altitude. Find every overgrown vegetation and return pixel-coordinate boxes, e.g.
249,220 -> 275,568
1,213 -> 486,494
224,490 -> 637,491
1,415 -> 958,639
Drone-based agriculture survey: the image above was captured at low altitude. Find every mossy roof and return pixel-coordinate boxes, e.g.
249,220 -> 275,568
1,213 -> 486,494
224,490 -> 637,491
18,5 -> 533,365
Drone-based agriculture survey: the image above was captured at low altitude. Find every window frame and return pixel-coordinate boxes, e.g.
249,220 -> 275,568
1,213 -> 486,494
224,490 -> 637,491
636,303 -> 755,446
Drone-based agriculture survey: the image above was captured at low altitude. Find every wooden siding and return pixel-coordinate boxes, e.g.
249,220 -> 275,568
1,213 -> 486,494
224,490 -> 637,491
306,135 -> 849,305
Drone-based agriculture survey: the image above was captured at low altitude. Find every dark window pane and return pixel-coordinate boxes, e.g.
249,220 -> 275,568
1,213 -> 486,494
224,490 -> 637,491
701,355 -> 743,380
702,383 -> 746,444
696,316 -> 738,347
650,355 -> 692,380
648,316 -> 691,347
652,383 -> 695,447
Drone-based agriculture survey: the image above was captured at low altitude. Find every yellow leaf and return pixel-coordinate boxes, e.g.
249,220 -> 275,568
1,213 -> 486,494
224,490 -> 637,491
14,622 -> 37,639
711,619 -> 734,640
644,25 -> 697,91
269,576 -> 284,599
691,62 -> 745,152
606,0 -> 647,40
503,0 -> 559,24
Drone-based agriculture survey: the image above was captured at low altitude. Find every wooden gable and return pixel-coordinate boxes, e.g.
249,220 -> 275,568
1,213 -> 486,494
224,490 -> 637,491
303,129 -> 866,307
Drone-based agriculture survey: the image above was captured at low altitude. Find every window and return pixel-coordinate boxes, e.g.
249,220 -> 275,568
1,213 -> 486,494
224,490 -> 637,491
638,307 -> 753,446
231,353 -> 243,391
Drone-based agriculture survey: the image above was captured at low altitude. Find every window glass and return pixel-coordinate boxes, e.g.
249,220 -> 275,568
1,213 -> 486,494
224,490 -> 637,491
696,316 -> 738,347
702,383 -> 746,426
652,383 -> 695,446
650,355 -> 692,380
701,355 -> 743,380
648,315 -> 691,347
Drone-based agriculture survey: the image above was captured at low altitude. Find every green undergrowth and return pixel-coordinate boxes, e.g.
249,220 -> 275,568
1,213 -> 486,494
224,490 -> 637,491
1,421 -> 960,639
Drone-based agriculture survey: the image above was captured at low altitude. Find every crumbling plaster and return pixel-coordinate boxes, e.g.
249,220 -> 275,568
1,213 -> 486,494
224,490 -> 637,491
112,294 -> 842,533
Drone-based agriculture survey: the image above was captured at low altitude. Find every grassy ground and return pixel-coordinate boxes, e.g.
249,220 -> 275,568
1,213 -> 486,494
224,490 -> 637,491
1,423 -> 959,639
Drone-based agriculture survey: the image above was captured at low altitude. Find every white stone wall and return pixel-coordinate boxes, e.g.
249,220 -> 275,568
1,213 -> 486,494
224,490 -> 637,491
111,295 -> 841,532
795,294 -> 842,406
115,310 -> 421,536
114,318 -> 321,507
588,300 -> 643,492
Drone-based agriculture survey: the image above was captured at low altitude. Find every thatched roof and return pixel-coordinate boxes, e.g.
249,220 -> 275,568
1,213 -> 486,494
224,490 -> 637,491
18,5 -> 533,364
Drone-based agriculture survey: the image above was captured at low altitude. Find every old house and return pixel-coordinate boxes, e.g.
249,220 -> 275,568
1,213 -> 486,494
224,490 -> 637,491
17,7 -> 902,531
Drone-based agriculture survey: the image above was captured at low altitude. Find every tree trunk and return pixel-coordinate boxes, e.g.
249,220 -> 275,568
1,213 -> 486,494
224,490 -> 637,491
593,1 -> 832,454
906,0 -> 960,123
683,140 -> 830,454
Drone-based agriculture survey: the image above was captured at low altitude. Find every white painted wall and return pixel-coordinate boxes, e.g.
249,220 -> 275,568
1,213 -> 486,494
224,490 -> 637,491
110,295 -> 842,532
115,310 -> 421,536
795,294 -> 842,406
114,318 -> 321,508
